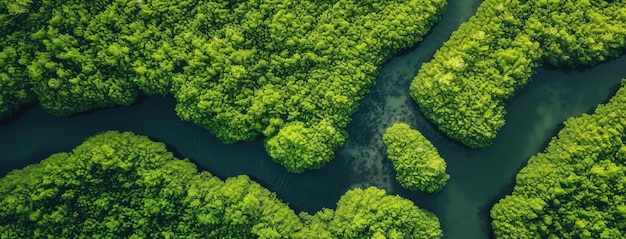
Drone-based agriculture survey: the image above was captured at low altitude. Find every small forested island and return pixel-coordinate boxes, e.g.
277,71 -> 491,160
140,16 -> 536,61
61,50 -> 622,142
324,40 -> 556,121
0,131 -> 442,239
382,123 -> 449,193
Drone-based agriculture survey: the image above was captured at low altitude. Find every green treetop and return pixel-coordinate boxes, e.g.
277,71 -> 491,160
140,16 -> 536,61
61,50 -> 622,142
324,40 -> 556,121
382,123 -> 449,193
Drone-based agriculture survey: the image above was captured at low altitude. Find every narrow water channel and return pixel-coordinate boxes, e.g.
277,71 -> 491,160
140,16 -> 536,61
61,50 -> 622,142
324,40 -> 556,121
351,49 -> 626,239
2,1 -> 626,238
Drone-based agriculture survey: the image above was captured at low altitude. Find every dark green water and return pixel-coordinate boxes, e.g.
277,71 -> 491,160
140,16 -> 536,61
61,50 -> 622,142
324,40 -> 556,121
2,0 -> 626,238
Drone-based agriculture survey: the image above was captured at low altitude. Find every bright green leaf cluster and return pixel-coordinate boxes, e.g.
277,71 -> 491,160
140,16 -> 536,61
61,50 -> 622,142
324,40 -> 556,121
527,1 -> 626,67
0,0 -> 33,14
0,40 -> 35,118
382,123 -> 449,193
265,120 -> 345,173
410,0 -> 626,148
491,80 -> 626,238
0,0 -> 44,118
294,187 -> 443,239
0,131 -> 443,238
0,0 -> 447,172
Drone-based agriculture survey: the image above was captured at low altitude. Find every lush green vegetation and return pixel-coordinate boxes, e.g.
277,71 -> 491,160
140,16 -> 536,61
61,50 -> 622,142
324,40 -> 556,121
491,80 -> 626,238
0,0 -> 40,118
0,131 -> 301,238
410,0 -> 626,148
0,131 -> 442,238
295,187 -> 443,238
0,0 -> 447,172
382,123 -> 449,192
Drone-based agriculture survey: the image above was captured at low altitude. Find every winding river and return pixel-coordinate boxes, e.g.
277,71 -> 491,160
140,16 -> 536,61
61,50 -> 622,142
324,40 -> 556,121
2,1 -> 626,238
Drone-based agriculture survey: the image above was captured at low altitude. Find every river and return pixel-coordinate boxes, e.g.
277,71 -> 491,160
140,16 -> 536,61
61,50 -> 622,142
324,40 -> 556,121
2,0 -> 626,238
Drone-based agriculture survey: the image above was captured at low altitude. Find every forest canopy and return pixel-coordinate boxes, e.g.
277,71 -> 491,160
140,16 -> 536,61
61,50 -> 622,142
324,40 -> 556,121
382,123 -> 449,193
490,80 -> 626,238
410,0 -> 626,148
0,131 -> 443,238
0,0 -> 447,172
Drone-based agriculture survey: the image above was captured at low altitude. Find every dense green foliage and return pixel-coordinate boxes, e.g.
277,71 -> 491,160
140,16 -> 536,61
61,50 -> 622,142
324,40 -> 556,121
0,131 -> 442,238
0,0 -> 447,172
295,187 -> 443,239
0,131 -> 302,238
382,123 -> 449,192
491,80 -> 626,238
0,0 -> 40,118
0,0 -> 191,116
410,0 -> 626,148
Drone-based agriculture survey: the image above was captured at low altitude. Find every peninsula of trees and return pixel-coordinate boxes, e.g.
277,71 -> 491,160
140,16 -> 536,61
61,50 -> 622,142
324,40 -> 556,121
0,131 -> 443,238
382,123 -> 449,193
491,80 -> 626,238
0,0 -> 447,172
410,0 -> 626,148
